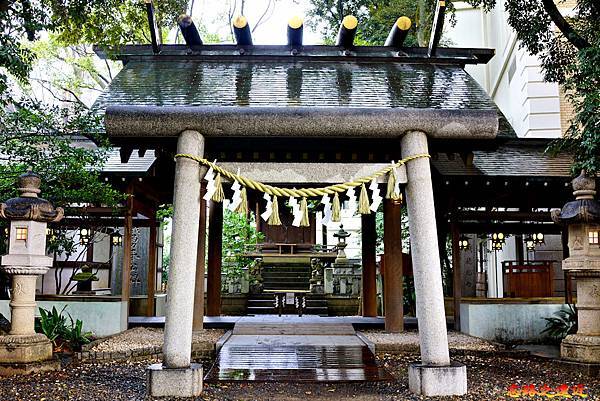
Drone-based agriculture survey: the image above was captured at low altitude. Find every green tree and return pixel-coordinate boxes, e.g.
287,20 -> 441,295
0,0 -> 187,104
307,0 -> 444,45
221,210 -> 264,290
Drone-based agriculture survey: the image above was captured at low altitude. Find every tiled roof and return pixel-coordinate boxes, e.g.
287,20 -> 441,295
93,60 -> 516,138
432,141 -> 573,177
102,149 -> 156,173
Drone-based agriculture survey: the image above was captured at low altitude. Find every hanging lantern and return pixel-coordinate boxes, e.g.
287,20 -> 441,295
524,235 -> 535,251
531,232 -> 544,245
79,228 -> 90,245
110,230 -> 123,247
458,235 -> 470,250
491,232 -> 505,244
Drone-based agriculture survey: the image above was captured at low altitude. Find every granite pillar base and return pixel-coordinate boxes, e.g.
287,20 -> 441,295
146,363 -> 203,398
408,361 -> 467,396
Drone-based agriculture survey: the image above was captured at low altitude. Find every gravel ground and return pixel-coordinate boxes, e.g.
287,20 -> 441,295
89,327 -> 225,353
0,350 -> 598,400
360,330 -> 500,352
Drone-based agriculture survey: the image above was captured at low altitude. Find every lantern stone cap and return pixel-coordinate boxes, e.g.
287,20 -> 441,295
551,171 -> 599,225
333,224 -> 351,239
572,170 -> 596,199
0,172 -> 64,223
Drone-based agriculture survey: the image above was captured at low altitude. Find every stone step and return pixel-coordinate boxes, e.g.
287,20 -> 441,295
262,271 -> 311,277
232,323 -> 356,335
263,284 -> 310,291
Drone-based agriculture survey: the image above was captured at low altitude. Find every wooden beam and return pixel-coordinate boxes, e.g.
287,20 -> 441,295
193,183 -> 207,330
57,218 -> 159,228
383,199 -> 403,332
450,222 -> 461,331
457,222 -> 562,235
145,218 -> 157,317
454,210 -> 552,222
361,213 -> 377,317
428,0 -> 446,57
206,200 -> 223,316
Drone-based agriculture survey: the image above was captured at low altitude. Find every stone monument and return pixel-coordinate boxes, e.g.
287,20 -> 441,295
0,172 -> 63,375
551,171 -> 600,371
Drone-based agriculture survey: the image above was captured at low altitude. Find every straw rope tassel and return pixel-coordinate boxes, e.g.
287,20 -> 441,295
212,173 -> 225,202
234,187 -> 248,216
358,183 -> 371,214
299,197 -> 310,227
267,196 -> 282,226
332,193 -> 341,222
386,169 -> 396,199
174,153 -> 429,199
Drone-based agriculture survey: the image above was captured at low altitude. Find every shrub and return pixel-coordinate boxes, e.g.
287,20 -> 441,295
35,306 -> 93,352
541,304 -> 578,342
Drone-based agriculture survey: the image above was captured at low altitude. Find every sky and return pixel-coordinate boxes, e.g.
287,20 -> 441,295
191,0 -> 324,44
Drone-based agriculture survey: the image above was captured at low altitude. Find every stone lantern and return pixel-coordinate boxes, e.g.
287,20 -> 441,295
333,224 -> 351,265
0,172 -> 63,375
551,171 -> 600,366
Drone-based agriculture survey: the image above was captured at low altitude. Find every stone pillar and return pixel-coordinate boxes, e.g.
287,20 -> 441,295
552,171 -> 600,368
0,172 -> 63,376
206,200 -> 223,317
147,130 -> 205,398
384,199 -> 404,332
361,213 -> 377,317
9,275 -> 38,335
401,131 -> 467,396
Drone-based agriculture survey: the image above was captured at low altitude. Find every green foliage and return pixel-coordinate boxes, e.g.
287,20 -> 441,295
0,100 -> 123,207
46,0 -> 187,48
466,0 -> 599,174
36,306 -> 67,344
307,0 -> 449,46
35,306 -> 93,351
221,210 -> 264,288
541,304 -> 578,342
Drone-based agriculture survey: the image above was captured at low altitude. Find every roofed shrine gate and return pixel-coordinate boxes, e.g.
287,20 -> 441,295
95,39 -> 509,397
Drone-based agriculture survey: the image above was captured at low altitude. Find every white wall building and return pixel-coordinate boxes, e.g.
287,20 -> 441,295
445,1 -> 574,139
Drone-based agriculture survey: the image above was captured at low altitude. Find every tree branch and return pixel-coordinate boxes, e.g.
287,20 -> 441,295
540,0 -> 591,50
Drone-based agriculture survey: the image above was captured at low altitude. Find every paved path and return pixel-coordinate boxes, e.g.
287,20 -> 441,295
204,315 -> 393,383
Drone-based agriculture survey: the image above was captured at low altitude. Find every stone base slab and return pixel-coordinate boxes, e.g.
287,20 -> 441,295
556,359 -> 600,377
0,333 -> 53,363
146,363 -> 203,398
408,361 -> 467,396
561,334 -> 600,364
0,356 -> 60,376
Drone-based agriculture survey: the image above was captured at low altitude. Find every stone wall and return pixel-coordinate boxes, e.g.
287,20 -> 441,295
460,300 -> 567,343
0,298 -> 127,337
